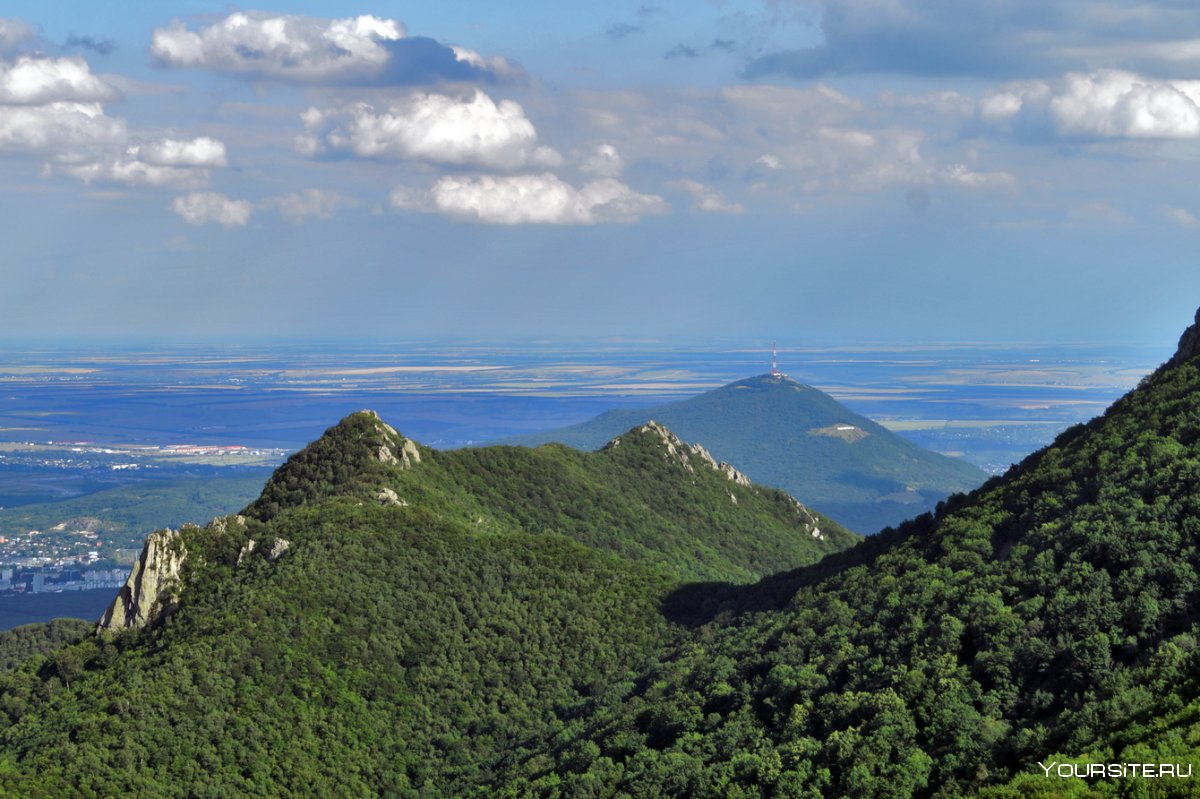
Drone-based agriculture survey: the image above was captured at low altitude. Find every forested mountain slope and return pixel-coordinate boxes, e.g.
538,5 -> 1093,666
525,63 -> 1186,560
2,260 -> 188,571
0,414 -> 851,797
4,307 -> 1200,797
498,314 -> 1200,797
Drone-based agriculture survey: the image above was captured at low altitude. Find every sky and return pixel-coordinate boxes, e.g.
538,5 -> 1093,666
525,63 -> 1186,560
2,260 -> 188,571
4,2 -> 1200,347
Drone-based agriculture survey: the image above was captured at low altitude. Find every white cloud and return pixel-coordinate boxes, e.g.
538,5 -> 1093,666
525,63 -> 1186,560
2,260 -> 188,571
0,101 -> 125,156
0,53 -> 228,190
152,13 -> 405,83
1164,205 -> 1200,228
938,164 -> 1017,189
171,192 -> 253,228
580,144 -> 623,177
978,81 -> 1051,122
48,136 -> 227,188
0,50 -> 227,200
449,45 -> 521,80
1052,71 -> 1200,138
670,179 -> 744,214
140,137 -> 227,167
0,56 -> 117,104
981,71 -> 1200,139
392,173 -> 668,225
313,91 -> 562,169
59,158 -> 208,189
265,189 -> 350,223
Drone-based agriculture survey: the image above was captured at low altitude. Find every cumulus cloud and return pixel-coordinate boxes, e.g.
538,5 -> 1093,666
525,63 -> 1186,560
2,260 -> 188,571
48,136 -> 228,188
140,136 -> 227,166
980,70 -> 1200,139
1051,72 -> 1200,138
670,179 -> 744,213
0,101 -> 125,156
152,13 -> 402,81
171,192 -> 253,227
264,189 -> 350,223
0,56 -> 118,104
392,173 -> 668,225
0,49 -> 226,196
305,90 -> 561,169
151,12 -> 515,85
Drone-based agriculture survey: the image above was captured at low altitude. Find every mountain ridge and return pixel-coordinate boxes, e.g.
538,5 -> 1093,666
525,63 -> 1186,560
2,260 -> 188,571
4,312 -> 1200,796
502,372 -> 986,533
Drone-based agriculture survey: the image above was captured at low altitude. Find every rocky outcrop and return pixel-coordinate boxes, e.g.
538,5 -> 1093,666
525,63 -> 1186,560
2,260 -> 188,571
1173,306 -> 1200,365
377,487 -> 409,506
786,496 -> 825,540
364,410 -> 421,469
98,528 -> 188,633
237,537 -> 292,565
717,461 -> 752,486
608,421 -> 753,486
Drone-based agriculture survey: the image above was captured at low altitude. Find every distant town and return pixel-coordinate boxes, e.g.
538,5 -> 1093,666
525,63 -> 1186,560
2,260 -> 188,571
0,440 -> 289,472
0,563 -> 126,596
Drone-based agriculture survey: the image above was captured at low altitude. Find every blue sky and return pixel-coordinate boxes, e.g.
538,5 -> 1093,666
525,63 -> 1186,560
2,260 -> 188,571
4,2 -> 1200,347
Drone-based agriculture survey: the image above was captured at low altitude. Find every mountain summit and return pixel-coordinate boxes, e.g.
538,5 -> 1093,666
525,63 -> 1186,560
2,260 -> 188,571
505,373 -> 986,533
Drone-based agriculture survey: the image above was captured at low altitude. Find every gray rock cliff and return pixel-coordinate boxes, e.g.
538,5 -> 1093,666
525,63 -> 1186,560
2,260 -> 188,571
1173,306 -> 1200,365
97,527 -> 189,633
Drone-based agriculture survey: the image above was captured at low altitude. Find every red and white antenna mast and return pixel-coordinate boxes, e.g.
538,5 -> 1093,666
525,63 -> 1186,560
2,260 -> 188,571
771,341 -> 783,379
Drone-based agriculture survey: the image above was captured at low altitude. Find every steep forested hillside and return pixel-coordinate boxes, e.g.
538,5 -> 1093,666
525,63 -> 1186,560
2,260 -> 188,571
4,312 -> 1200,797
504,375 -> 986,533
496,331 -> 1200,798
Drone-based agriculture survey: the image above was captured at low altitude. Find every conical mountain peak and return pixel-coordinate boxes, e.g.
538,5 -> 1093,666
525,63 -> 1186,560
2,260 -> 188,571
245,410 -> 422,521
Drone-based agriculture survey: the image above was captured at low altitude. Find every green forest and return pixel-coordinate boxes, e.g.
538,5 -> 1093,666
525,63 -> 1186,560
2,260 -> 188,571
0,343 -> 1199,796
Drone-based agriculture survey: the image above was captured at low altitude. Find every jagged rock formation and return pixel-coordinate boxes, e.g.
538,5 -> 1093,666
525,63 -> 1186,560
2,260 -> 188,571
376,487 -> 408,506
97,528 -> 189,633
1172,305 -> 1200,365
607,420 -> 752,485
237,537 -> 291,564
365,410 -> 421,468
